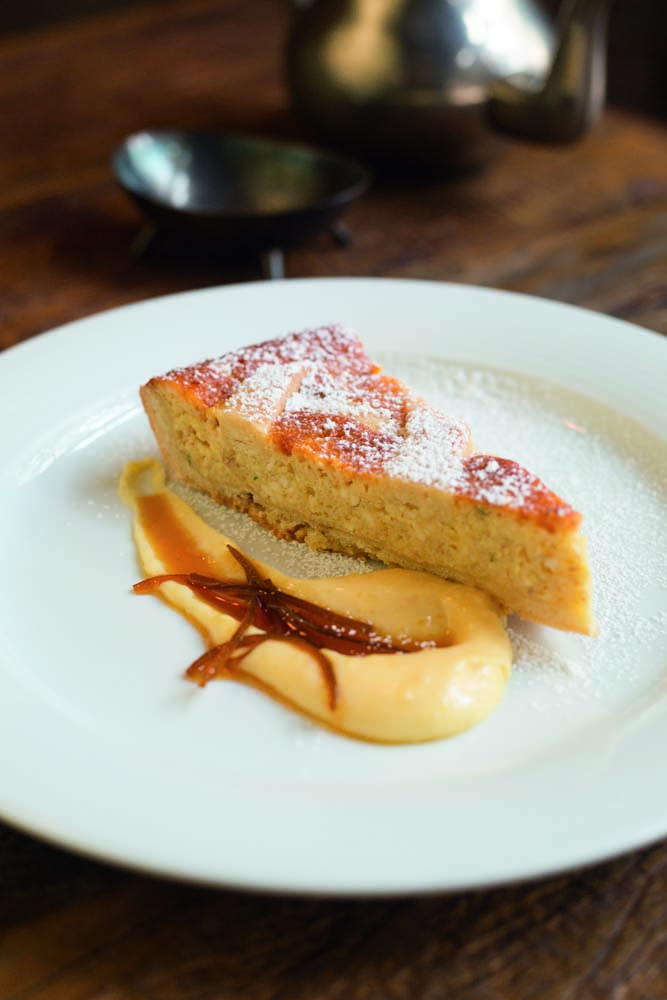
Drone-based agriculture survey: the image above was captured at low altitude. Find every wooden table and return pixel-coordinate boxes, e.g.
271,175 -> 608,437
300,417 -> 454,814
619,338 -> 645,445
2,2 -> 667,997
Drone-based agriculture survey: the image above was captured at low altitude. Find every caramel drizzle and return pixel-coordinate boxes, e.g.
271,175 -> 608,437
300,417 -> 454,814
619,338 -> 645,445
133,545 -> 436,710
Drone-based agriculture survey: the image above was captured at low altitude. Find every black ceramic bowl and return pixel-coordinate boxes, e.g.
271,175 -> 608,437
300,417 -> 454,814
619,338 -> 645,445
112,130 -> 372,254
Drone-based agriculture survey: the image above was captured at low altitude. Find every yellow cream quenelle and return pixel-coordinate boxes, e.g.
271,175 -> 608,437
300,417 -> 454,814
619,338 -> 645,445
120,459 -> 512,743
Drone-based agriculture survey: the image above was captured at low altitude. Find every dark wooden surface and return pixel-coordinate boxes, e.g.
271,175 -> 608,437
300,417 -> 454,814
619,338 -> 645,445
2,2 -> 667,997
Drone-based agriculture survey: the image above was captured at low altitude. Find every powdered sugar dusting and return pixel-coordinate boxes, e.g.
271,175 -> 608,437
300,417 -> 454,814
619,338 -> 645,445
155,348 -> 667,766
172,480 -> 377,580
382,354 -> 667,721
385,403 -> 469,486
164,325 -> 575,523
507,626 -> 585,678
227,362 -> 307,427
166,340 -> 667,671
162,323 -> 374,409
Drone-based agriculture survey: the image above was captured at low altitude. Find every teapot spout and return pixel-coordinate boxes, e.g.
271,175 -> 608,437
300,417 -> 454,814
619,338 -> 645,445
487,0 -> 613,143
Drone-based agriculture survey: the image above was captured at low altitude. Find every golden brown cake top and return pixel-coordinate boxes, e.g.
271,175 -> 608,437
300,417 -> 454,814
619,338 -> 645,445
149,324 -> 581,531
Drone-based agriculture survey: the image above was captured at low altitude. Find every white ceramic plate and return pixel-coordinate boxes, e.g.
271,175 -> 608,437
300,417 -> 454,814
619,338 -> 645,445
1,278 -> 667,895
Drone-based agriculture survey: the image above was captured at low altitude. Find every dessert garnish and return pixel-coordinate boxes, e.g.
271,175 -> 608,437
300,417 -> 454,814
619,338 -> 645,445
120,458 -> 512,743
134,544 -> 434,708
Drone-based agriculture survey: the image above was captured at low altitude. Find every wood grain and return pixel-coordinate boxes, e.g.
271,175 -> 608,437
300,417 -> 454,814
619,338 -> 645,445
0,0 -> 666,351
2,826 -> 667,999
1,2 -> 667,998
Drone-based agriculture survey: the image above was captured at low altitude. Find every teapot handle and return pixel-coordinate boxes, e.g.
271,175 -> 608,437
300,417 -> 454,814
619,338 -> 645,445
488,0 -> 613,143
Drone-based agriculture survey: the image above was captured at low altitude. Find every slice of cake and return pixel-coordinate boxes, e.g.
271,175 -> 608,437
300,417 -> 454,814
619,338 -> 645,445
140,324 -> 593,634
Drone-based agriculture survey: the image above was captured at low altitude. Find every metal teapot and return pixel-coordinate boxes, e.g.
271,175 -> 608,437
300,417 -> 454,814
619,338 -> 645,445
286,0 -> 612,171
